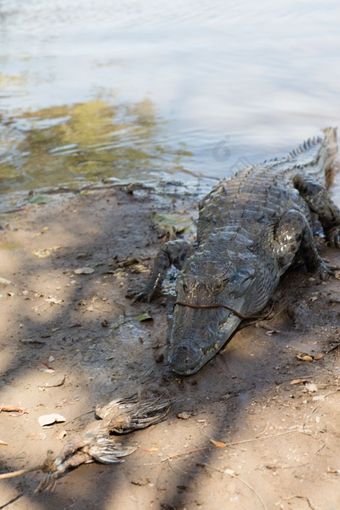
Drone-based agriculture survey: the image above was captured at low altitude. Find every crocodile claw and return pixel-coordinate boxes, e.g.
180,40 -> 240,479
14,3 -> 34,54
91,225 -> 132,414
315,260 -> 335,281
327,227 -> 340,249
129,286 -> 156,303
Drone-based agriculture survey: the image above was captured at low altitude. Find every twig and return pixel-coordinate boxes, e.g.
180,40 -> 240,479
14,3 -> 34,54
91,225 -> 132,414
323,387 -> 340,398
281,495 -> 316,510
174,301 -> 271,321
160,428 -> 307,463
326,343 -> 340,354
206,464 -> 267,510
161,447 -> 209,463
0,466 -> 42,480
0,493 -> 24,509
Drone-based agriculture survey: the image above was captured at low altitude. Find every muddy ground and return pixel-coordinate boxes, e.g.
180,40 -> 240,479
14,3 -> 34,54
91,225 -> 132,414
0,183 -> 339,510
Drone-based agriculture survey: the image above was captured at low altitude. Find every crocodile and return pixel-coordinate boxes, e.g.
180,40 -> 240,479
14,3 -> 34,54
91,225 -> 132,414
135,127 -> 340,375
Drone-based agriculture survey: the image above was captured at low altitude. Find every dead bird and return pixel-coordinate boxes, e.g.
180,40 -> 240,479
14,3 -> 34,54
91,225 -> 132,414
0,391 -> 171,491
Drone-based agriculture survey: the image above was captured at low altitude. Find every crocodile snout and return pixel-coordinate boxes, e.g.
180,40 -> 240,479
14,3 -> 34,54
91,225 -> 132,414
169,344 -> 203,375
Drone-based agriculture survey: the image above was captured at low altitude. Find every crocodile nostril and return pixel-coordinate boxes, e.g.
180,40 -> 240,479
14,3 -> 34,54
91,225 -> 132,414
169,343 -> 202,375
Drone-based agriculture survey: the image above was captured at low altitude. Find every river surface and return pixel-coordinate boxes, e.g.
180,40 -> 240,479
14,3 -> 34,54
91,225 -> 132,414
1,0 -> 340,195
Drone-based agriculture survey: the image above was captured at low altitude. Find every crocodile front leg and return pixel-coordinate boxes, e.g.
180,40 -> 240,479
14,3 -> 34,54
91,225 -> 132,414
293,175 -> 340,248
274,209 -> 332,280
133,239 -> 193,302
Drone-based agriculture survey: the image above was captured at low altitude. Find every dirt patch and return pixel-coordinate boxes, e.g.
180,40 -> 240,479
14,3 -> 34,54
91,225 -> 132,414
0,185 -> 339,510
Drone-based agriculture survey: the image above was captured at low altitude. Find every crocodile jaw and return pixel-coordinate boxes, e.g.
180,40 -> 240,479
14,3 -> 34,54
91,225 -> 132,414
168,313 -> 241,375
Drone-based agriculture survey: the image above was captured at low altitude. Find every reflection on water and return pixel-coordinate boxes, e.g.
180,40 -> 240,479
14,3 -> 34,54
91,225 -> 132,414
0,0 -> 340,194
0,96 -> 194,193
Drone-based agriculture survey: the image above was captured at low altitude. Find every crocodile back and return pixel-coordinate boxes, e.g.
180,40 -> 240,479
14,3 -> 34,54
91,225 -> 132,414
197,128 -> 338,243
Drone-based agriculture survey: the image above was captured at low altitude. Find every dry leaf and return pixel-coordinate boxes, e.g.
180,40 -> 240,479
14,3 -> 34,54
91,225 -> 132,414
265,329 -> 280,336
136,312 -> 153,322
20,338 -> 46,345
327,467 -> 340,474
210,438 -> 227,448
46,296 -> 63,305
296,353 -> 313,362
0,440 -> 8,446
290,379 -> 308,385
38,413 -> 66,427
313,353 -> 324,360
177,411 -> 191,420
38,375 -> 65,389
0,405 -> 28,414
74,267 -> 94,275
312,395 -> 325,401
305,383 -> 318,393
0,277 -> 12,287
224,468 -> 236,476
33,247 -> 59,258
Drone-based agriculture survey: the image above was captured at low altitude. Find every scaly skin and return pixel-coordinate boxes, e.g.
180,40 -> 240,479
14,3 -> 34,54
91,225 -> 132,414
135,128 -> 340,375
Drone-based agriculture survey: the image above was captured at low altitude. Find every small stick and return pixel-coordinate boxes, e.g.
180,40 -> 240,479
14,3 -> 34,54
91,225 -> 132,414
281,495 -> 316,510
0,466 -> 42,480
160,428 -> 312,463
205,464 -> 267,510
175,301 -> 266,321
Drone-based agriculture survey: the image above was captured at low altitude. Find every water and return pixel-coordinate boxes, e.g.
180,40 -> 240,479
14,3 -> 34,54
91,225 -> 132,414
1,0 -> 340,195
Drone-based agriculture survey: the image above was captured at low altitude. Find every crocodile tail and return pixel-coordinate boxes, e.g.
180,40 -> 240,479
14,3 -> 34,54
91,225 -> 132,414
282,127 -> 338,187
321,127 -> 338,188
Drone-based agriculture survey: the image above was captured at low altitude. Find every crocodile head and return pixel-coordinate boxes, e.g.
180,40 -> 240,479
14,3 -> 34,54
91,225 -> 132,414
168,237 -> 271,375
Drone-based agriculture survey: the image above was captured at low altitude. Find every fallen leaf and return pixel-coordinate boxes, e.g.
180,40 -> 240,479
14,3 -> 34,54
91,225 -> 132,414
312,395 -> 325,401
177,411 -> 191,420
33,248 -> 54,258
313,353 -> 324,360
20,338 -> 46,345
38,375 -> 65,389
224,468 -> 236,476
131,478 -> 150,486
0,440 -> 8,446
142,447 -> 159,453
305,383 -> 318,393
38,413 -> 66,427
296,353 -> 313,362
136,312 -> 153,322
46,296 -> 63,305
210,438 -> 227,448
0,277 -> 12,287
290,379 -> 308,385
0,405 -> 28,414
152,212 -> 194,239
40,367 -> 55,374
28,194 -> 48,205
74,267 -> 95,275
327,467 -> 340,474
